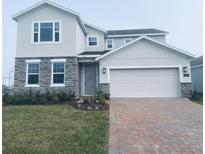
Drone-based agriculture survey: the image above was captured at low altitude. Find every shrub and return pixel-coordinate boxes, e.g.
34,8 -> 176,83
98,97 -> 106,104
3,90 -> 76,105
52,95 -> 59,103
57,92 -> 68,102
67,90 -> 76,100
44,90 -> 52,102
96,91 -> 110,100
191,91 -> 203,104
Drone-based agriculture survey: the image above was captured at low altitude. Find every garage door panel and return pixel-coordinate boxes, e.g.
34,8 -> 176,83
111,83 -> 177,90
110,68 -> 180,97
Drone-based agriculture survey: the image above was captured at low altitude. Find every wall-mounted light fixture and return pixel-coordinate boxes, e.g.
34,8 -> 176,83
182,66 -> 189,77
102,68 -> 106,74
183,67 -> 188,74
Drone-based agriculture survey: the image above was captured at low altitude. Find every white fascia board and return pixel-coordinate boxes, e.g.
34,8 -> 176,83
25,59 -> 41,63
96,36 -> 196,61
77,17 -> 88,34
84,22 -> 107,33
143,36 -> 196,58
12,0 -> 87,34
12,1 -> 48,20
106,33 -> 168,38
78,55 -> 101,58
191,64 -> 203,69
96,36 -> 144,61
51,58 -> 66,62
12,0 -> 79,20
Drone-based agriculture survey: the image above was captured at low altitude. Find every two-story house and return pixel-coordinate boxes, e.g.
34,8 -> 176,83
12,0 -> 196,98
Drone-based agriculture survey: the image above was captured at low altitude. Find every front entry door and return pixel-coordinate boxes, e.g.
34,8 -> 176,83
82,64 -> 97,96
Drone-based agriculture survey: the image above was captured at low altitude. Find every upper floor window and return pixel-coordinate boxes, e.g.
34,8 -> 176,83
124,38 -> 132,44
32,21 -> 61,43
106,39 -> 114,49
87,36 -> 98,47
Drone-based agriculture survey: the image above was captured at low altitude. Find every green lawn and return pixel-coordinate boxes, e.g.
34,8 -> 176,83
3,105 -> 109,154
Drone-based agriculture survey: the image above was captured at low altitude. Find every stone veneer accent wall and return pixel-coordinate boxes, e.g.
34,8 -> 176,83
181,83 -> 193,98
14,57 -> 80,96
98,83 -> 110,95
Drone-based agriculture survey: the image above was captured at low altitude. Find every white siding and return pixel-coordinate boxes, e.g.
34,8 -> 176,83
99,39 -> 192,83
76,21 -> 85,54
85,26 -> 105,51
108,38 -> 134,49
105,35 -> 166,50
16,5 -> 77,57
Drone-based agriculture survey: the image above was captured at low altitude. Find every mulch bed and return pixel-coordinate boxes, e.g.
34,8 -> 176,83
71,102 -> 109,111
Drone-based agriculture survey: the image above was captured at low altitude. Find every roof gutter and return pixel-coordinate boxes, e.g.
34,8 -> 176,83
106,33 -> 168,38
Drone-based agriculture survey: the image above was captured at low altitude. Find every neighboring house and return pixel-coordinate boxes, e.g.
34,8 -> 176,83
12,0 -> 196,98
191,56 -> 203,93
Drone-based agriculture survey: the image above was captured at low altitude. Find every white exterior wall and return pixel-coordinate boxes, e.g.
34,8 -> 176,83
16,5 -> 78,57
85,26 -> 105,51
99,39 -> 192,83
105,35 -> 166,50
76,20 -> 86,54
106,38 -> 134,49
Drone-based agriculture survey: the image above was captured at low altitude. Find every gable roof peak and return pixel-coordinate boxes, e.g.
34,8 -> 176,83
84,22 -> 107,33
96,36 -> 196,61
12,0 -> 87,34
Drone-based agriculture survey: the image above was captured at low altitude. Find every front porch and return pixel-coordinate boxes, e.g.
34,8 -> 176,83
79,62 -> 99,96
78,51 -> 110,97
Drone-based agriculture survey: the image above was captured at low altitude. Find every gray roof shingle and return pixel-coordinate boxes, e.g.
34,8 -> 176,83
78,51 -> 110,55
107,29 -> 167,35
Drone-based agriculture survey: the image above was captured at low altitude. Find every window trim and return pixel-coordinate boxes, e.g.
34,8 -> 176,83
25,59 -> 41,63
106,39 -> 114,49
123,38 -> 132,44
50,60 -> 66,87
25,62 -> 40,87
31,20 -> 62,44
87,35 -> 99,47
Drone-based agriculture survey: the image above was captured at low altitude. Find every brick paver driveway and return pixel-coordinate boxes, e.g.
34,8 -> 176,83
109,98 -> 202,154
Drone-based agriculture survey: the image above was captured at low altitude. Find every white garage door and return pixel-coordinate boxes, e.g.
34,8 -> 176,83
110,68 -> 181,97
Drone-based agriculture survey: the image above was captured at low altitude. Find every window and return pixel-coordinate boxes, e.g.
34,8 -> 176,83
55,22 -> 60,42
106,39 -> 114,49
32,21 -> 60,43
52,63 -> 65,85
87,36 -> 98,47
40,23 -> 53,41
124,38 -> 132,44
33,23 -> 38,42
27,63 -> 39,85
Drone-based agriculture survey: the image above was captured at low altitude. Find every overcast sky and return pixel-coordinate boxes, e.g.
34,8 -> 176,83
3,0 -> 202,85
